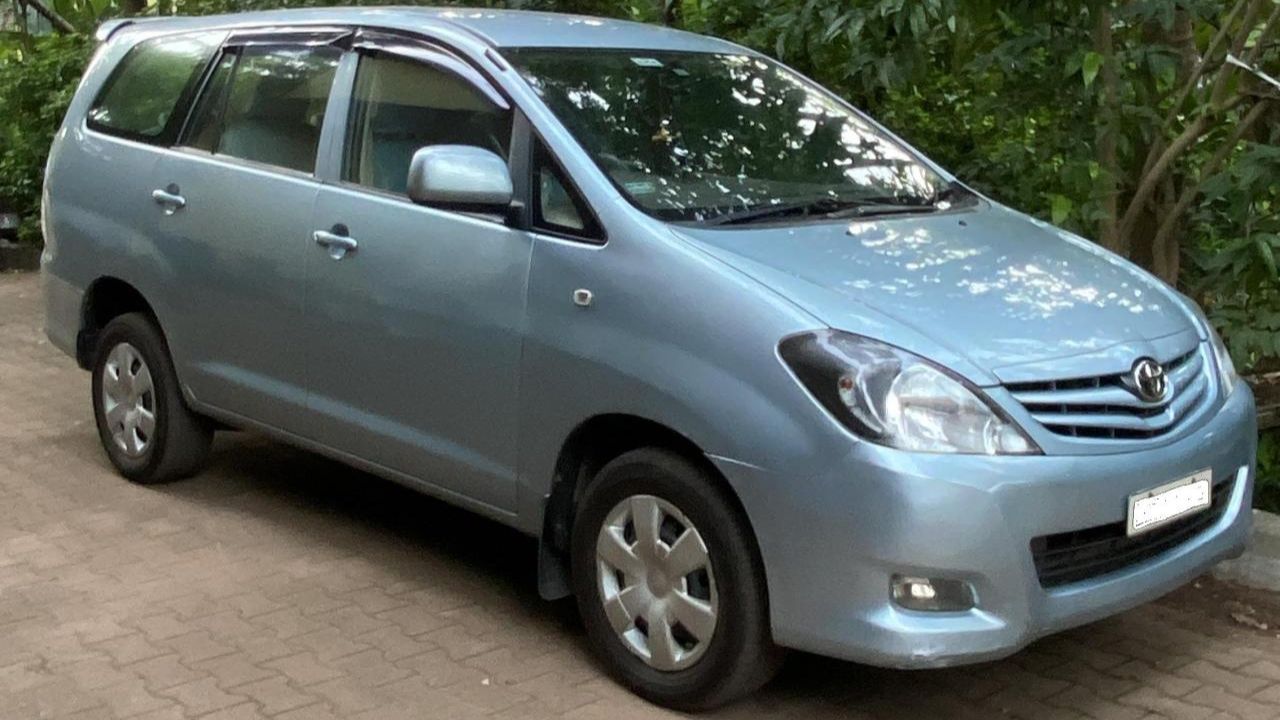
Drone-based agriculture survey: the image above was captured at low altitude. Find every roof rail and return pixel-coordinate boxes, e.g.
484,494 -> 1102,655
96,16 -> 177,42
94,18 -> 135,42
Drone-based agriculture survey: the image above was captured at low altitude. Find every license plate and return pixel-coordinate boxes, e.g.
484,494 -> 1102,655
1127,470 -> 1212,536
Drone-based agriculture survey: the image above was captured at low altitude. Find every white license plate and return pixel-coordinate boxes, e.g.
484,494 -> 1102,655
1127,470 -> 1212,536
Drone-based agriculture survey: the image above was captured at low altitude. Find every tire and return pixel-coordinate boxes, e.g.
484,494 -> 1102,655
90,313 -> 212,484
571,447 -> 784,710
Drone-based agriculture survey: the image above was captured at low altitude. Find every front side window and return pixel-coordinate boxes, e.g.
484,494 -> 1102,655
533,140 -> 596,237
184,45 -> 340,174
88,33 -> 218,143
508,49 -> 954,225
538,164 -> 584,231
344,52 -> 513,195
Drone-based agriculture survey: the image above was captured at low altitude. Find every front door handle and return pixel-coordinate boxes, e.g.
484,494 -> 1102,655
313,226 -> 358,260
151,186 -> 186,215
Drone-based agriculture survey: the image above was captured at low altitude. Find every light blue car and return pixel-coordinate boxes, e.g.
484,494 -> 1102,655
41,8 -> 1255,710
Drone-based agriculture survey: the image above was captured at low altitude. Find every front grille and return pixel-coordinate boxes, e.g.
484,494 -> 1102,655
1005,347 -> 1208,441
1030,478 -> 1232,588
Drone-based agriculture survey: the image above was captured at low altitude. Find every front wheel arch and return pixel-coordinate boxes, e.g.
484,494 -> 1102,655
536,414 -> 767,606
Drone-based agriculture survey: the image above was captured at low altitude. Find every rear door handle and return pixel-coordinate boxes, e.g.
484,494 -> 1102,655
151,187 -> 186,214
313,228 -> 358,260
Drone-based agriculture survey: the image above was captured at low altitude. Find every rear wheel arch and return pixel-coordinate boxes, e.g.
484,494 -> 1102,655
77,276 -> 159,369
536,414 -> 765,602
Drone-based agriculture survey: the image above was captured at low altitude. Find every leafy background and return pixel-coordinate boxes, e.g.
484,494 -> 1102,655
3,0 -> 1279,509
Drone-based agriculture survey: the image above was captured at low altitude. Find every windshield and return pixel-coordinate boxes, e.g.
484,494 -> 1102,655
507,49 -> 953,225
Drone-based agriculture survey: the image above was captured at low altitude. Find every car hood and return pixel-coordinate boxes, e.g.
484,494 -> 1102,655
673,203 -> 1196,384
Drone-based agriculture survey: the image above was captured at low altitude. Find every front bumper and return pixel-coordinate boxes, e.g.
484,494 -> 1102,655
715,381 -> 1256,667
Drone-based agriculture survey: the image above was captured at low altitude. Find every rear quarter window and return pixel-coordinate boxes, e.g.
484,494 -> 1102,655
87,33 -> 219,144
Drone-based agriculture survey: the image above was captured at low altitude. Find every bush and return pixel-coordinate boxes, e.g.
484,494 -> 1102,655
0,34 -> 92,243
1256,430 -> 1280,514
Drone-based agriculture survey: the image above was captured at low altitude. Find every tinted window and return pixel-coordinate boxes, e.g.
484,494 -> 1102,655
184,52 -> 236,152
185,45 -> 339,174
533,141 -> 595,237
345,53 -> 512,195
538,166 -> 584,231
88,34 -> 218,143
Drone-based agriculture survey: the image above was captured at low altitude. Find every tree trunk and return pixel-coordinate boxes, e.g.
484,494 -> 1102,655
661,0 -> 680,27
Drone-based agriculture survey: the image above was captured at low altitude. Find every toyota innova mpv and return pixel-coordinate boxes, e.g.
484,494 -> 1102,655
42,8 -> 1256,709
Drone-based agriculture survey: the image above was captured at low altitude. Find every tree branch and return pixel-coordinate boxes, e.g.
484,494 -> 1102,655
1150,99 -> 1272,280
1120,114 -> 1209,241
1243,1 -> 1280,67
1138,0 -> 1252,180
1209,0 -> 1270,106
1121,0 -> 1270,241
21,0 -> 74,33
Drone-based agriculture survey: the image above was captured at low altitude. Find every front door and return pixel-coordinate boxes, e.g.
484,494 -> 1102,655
155,38 -> 342,431
304,44 -> 528,512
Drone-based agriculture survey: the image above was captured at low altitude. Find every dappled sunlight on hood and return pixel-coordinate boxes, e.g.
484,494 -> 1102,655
674,205 -> 1185,370
836,217 -> 1161,320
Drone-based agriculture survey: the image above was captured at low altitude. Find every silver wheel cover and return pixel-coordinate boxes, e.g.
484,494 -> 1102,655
101,342 -> 156,457
596,494 -> 719,671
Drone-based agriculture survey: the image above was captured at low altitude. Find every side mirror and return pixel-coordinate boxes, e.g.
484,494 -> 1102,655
406,145 -> 513,210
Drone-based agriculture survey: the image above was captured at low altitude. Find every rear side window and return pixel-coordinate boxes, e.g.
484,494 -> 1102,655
184,45 -> 340,174
344,52 -> 513,195
88,33 -> 218,144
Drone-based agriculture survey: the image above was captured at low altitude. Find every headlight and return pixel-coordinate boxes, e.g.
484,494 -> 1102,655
780,331 -> 1039,455
1183,298 -> 1239,397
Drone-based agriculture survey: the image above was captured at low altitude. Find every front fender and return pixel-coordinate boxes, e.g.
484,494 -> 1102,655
513,215 -> 855,535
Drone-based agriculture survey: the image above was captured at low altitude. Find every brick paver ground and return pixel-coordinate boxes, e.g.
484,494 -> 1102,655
2,270 -> 1280,720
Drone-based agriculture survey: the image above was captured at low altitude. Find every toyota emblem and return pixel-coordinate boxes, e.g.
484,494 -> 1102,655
1129,358 -> 1169,403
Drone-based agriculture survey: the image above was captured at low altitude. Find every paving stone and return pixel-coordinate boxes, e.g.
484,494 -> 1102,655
128,654 -> 205,691
231,675 -> 319,715
157,677 -> 249,716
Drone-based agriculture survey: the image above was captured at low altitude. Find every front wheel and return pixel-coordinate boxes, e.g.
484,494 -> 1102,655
571,448 -> 783,710
91,313 -> 212,484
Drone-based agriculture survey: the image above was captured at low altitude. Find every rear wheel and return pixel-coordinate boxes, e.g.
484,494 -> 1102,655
91,313 -> 212,484
571,448 -> 783,710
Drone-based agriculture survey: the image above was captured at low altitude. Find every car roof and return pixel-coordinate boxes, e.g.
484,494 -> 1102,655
103,7 -> 747,54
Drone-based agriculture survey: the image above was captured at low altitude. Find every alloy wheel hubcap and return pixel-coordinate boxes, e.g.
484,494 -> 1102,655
595,495 -> 718,671
101,342 -> 156,457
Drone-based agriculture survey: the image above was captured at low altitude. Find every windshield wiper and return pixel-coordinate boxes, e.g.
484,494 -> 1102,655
708,196 -> 946,226
834,183 -> 978,219
707,197 -> 866,226
842,202 -> 939,219
705,182 -> 986,227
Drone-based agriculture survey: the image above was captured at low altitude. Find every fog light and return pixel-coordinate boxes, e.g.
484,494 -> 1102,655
891,575 -> 975,612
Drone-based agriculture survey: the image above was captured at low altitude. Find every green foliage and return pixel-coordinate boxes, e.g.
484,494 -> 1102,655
1188,142 -> 1280,372
1256,429 -> 1280,513
0,33 -> 92,243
